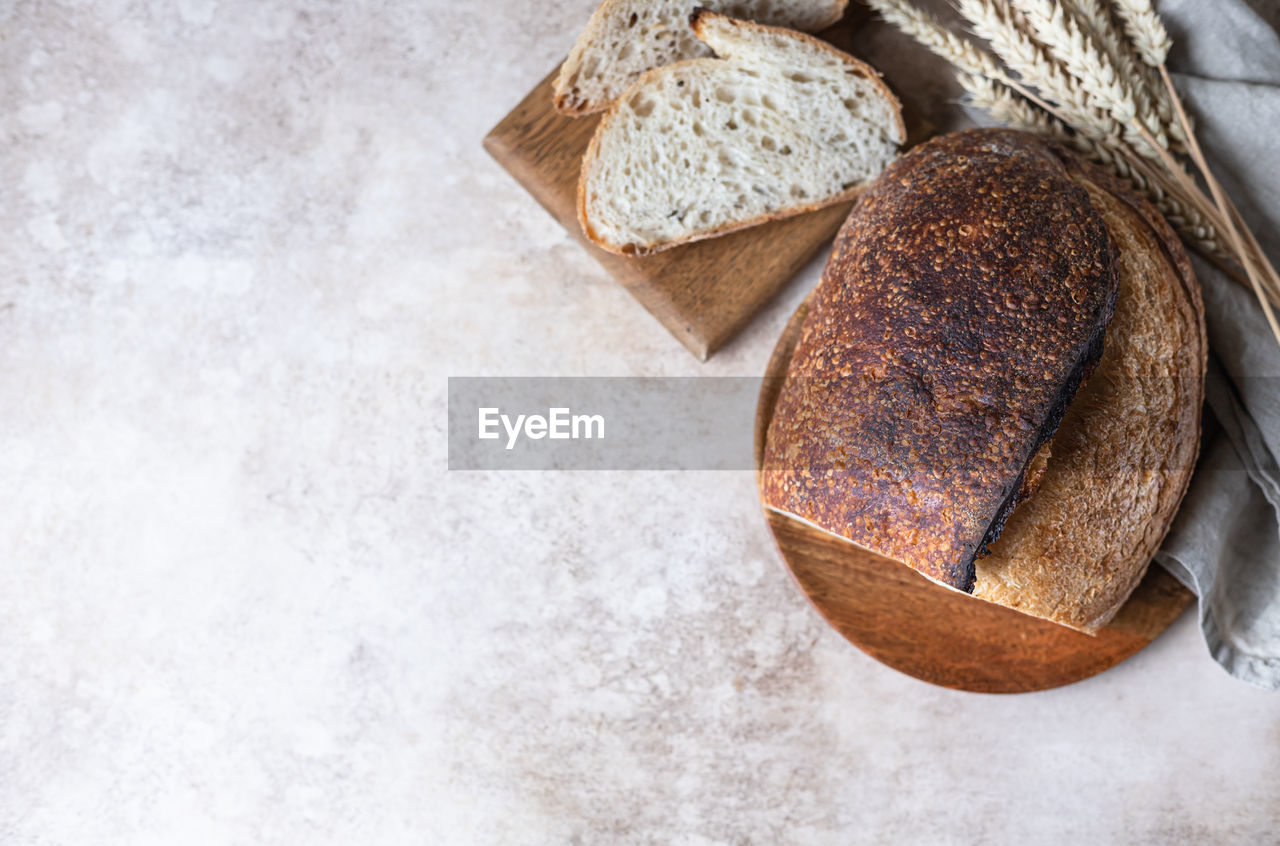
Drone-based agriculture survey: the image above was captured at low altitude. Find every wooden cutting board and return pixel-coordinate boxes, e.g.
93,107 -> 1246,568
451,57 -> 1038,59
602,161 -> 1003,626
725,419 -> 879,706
483,9 -> 929,360
754,295 -> 1195,693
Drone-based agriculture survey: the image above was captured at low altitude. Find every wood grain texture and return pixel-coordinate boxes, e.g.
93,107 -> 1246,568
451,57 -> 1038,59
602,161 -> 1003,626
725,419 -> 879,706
754,295 -> 1194,693
483,10 -> 926,360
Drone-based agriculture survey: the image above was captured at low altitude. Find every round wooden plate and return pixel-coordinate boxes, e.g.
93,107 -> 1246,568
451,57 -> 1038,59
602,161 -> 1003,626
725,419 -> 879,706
754,295 -> 1194,693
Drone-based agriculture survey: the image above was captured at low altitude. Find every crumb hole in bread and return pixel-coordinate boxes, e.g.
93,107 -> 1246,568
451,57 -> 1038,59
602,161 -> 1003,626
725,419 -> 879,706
715,87 -> 735,103
788,72 -> 813,83
699,210 -> 711,223
761,94 -> 777,111
741,110 -> 758,127
630,95 -> 655,117
617,42 -> 633,60
725,119 -> 738,130
790,185 -> 807,199
627,11 -> 638,27
779,144 -> 792,155
692,121 -> 704,137
760,135 -> 776,151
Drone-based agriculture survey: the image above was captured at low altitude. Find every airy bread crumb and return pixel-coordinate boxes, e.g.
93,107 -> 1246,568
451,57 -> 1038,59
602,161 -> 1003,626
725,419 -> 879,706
553,0 -> 849,115
578,11 -> 904,256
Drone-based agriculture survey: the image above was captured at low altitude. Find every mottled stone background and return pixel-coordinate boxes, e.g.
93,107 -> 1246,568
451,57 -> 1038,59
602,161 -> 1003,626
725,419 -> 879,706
1,1 -> 1276,843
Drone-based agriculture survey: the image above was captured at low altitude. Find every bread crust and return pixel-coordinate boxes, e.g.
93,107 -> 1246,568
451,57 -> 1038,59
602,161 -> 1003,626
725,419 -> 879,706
576,11 -> 904,256
553,1 -> 851,115
760,129 -> 1119,592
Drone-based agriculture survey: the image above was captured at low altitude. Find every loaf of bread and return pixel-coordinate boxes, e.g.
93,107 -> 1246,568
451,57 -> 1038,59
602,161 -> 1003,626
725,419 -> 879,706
578,11 -> 904,256
553,0 -> 849,115
762,129 -> 1119,592
761,128 -> 1204,632
972,157 -> 1205,632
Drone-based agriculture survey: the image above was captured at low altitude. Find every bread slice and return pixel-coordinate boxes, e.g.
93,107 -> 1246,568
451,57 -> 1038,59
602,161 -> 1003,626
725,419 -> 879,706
553,0 -> 849,115
578,11 -> 904,256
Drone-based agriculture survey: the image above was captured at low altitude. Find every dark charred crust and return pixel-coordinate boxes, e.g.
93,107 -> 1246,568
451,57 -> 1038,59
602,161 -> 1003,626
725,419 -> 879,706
761,128 -> 1120,593
973,305 -> 1111,569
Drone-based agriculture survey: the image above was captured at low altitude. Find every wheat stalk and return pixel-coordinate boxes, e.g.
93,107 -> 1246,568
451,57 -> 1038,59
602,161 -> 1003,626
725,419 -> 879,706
944,0 -> 1158,173
863,0 -> 1009,82
1065,0 -> 1187,147
956,0 -> 1120,145
1113,0 -> 1172,65
957,73 -> 1224,262
870,0 -> 1280,344
1153,68 -> 1280,321
1122,0 -> 1280,316
1012,0 -> 1168,154
958,74 -> 1067,139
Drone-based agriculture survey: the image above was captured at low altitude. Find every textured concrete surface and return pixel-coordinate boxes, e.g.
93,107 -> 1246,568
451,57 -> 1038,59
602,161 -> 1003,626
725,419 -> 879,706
1,1 -> 1277,843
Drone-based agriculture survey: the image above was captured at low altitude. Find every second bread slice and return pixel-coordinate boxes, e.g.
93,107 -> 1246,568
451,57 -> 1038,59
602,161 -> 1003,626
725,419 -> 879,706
553,0 -> 849,115
578,11 -> 905,256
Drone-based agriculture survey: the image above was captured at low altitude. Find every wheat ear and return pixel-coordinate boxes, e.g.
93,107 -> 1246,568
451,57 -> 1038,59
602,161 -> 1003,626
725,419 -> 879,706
1065,0 -> 1187,148
959,73 -> 1071,140
956,0 -> 1122,148
863,0 -> 1011,82
1120,0 -> 1280,329
1113,0 -> 1172,66
1012,0 -> 1168,155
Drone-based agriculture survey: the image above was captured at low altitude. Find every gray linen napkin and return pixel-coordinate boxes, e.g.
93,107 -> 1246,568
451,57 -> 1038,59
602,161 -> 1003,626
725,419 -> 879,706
1140,0 -> 1280,689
